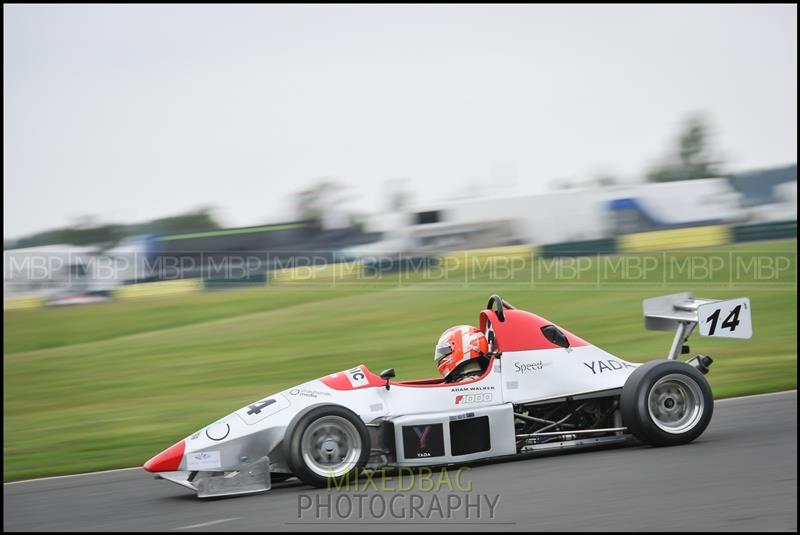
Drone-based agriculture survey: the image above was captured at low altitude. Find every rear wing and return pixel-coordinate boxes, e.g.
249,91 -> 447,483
643,292 -> 752,360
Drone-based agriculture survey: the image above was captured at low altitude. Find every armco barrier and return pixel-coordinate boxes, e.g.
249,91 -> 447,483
3,295 -> 46,311
360,256 -> 440,275
113,278 -> 202,300
618,225 -> 731,253
538,239 -> 617,259
204,271 -> 267,290
269,261 -> 362,284
439,244 -> 537,265
733,220 -> 797,243
435,245 -> 537,280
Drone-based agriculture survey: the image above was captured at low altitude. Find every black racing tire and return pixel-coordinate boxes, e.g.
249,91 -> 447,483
284,405 -> 370,488
620,360 -> 713,447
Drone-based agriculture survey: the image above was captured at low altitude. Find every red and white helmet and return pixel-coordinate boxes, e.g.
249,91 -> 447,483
434,325 -> 489,379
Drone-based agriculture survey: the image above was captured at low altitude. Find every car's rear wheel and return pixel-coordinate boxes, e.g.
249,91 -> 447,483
621,360 -> 713,446
284,405 -> 370,488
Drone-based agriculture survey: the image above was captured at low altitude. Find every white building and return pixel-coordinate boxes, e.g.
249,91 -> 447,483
362,177 -> 743,250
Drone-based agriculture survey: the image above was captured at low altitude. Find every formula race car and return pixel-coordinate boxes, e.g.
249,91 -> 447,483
144,292 -> 752,498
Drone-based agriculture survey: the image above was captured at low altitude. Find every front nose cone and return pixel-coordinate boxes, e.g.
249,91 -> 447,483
144,440 -> 185,472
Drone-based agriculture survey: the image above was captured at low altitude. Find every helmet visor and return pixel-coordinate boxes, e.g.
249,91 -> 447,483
434,343 -> 453,362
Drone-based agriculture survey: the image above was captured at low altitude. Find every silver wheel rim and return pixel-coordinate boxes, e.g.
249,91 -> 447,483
648,373 -> 705,434
300,415 -> 362,478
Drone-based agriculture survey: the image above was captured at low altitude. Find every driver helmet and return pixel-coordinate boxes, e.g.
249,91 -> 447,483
434,325 -> 488,380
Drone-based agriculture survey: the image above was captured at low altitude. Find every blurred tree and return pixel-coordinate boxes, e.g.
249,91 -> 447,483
143,206 -> 220,235
385,178 -> 412,212
595,174 -> 619,187
646,114 -> 726,182
9,207 -> 221,249
550,178 -> 576,190
294,179 -> 345,227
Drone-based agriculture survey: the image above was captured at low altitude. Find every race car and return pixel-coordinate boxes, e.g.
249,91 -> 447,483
144,292 -> 752,498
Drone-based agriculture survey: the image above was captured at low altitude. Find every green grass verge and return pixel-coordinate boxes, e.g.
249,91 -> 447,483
3,285 -> 376,354
3,240 -> 796,480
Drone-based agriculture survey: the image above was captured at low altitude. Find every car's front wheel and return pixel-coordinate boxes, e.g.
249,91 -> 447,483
284,405 -> 370,488
621,360 -> 713,446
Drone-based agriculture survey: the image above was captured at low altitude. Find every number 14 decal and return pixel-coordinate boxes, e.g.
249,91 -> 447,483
698,298 -> 752,340
705,305 -> 741,335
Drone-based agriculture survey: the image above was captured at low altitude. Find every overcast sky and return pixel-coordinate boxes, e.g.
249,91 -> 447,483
3,4 -> 797,239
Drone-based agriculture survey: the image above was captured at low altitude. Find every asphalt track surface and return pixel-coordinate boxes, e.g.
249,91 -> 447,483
4,391 -> 797,532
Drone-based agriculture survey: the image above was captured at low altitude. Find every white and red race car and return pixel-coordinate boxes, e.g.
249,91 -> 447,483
144,292 -> 752,498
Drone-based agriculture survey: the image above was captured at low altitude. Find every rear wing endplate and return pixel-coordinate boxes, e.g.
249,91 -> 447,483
643,292 -> 752,359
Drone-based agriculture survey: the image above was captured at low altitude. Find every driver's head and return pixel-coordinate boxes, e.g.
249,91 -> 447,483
434,325 -> 488,380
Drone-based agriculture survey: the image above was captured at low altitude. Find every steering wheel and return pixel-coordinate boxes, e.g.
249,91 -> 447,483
486,294 -> 515,322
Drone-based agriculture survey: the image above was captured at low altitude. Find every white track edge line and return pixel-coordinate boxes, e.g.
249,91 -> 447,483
715,389 -> 796,403
173,518 -> 241,530
3,466 -> 142,486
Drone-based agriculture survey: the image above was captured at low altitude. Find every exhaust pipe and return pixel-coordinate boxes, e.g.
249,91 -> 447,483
687,355 -> 713,375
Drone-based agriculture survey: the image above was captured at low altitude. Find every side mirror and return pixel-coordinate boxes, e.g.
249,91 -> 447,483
380,368 -> 396,390
541,325 -> 570,349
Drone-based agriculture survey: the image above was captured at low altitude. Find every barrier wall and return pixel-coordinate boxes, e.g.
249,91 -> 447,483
439,244 -> 537,265
113,278 -> 202,300
618,225 -> 732,253
3,296 -> 47,311
538,239 -> 616,259
269,261 -> 363,285
732,220 -> 797,243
